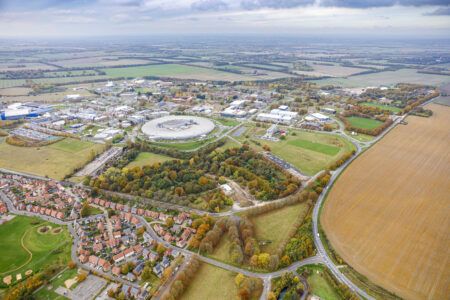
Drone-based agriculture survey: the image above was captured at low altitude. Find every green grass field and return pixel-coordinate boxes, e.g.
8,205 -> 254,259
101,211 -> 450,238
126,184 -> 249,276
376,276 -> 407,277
251,202 -> 310,254
0,138 -> 105,180
151,139 -> 209,151
182,263 -> 261,300
34,268 -> 78,300
360,102 -> 402,113
237,126 -> 355,175
182,263 -> 238,300
345,116 -> 383,130
126,152 -> 174,168
0,216 -> 72,284
287,139 -> 340,156
103,64 -> 270,81
302,265 -> 342,300
214,118 -> 241,127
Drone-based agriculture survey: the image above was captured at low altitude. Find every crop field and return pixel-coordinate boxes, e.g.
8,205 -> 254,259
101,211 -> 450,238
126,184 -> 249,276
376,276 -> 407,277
293,62 -> 368,77
52,57 -> 152,68
251,202 -> 310,254
126,152 -> 174,168
237,126 -> 355,175
314,68 -> 450,88
345,116 -> 383,130
0,216 -> 71,284
0,138 -> 105,180
321,104 -> 450,300
360,102 -> 402,113
0,75 -> 110,88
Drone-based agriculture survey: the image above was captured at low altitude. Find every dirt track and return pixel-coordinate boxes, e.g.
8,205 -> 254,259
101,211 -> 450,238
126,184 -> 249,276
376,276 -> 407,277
322,103 -> 450,300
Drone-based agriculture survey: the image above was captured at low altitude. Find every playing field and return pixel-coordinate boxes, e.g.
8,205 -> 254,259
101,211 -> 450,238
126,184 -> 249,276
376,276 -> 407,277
238,126 -> 355,175
0,138 -> 105,180
126,152 -> 174,168
360,102 -> 402,113
0,216 -> 71,283
321,103 -> 450,300
345,116 -> 382,130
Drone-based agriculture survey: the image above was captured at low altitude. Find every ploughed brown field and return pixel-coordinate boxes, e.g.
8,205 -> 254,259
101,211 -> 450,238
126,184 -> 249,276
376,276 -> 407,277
322,103 -> 450,300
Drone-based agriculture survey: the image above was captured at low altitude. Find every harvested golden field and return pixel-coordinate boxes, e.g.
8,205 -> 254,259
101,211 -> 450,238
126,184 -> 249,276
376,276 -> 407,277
322,103 -> 450,300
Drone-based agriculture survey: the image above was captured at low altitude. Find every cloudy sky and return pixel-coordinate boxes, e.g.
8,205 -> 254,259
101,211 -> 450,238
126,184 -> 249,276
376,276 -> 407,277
0,0 -> 449,38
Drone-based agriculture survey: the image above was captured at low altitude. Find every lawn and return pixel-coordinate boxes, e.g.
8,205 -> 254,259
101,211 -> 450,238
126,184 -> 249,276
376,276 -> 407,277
0,216 -> 72,285
0,138 -> 105,180
126,152 -> 174,168
151,139 -> 212,151
182,263 -> 262,300
251,202 -> 310,254
301,265 -> 342,300
34,267 -> 78,300
287,139 -> 340,156
214,118 -> 241,127
345,116 -> 383,130
360,102 -> 402,113
237,126 -> 355,175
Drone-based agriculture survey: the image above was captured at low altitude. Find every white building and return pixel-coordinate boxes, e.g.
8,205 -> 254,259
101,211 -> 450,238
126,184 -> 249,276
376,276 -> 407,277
306,113 -> 331,123
270,109 -> 298,118
256,113 -> 293,124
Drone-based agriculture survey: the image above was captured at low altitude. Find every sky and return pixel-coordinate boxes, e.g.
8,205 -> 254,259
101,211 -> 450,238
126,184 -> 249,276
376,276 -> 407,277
0,0 -> 449,38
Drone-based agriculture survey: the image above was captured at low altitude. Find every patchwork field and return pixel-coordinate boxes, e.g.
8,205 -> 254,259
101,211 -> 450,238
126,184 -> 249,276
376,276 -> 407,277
237,126 -> 355,175
345,116 -> 383,130
126,152 -> 174,168
0,138 -> 105,180
321,103 -> 450,300
0,216 -> 71,284
314,68 -> 450,88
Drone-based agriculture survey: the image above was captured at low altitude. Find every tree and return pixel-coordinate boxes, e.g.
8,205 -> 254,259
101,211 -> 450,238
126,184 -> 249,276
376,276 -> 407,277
141,266 -> 152,281
77,273 -> 87,282
68,261 -> 76,269
235,273 -> 245,287
80,202 -> 91,218
166,217 -> 174,227
162,266 -> 173,280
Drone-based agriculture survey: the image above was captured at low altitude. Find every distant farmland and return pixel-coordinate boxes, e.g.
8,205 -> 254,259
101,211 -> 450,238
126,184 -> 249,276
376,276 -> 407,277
321,103 -> 450,300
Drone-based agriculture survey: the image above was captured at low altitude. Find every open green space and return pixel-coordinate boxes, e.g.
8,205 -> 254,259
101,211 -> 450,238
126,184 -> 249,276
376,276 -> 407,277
360,102 -> 402,113
102,64 -> 275,81
182,263 -> 261,300
287,139 -> 340,156
344,131 -> 374,142
0,138 -> 105,180
237,126 -> 355,175
301,265 -> 343,300
151,139 -> 209,151
214,117 -> 241,127
34,267 -> 78,300
126,152 -> 175,168
251,202 -> 310,254
345,116 -> 383,130
182,263 -> 237,300
0,216 -> 72,284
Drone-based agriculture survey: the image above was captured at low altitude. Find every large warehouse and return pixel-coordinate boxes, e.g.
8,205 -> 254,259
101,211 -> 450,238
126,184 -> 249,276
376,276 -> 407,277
141,115 -> 215,140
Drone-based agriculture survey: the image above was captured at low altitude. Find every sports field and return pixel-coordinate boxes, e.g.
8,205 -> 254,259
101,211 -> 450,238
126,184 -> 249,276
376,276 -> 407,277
360,102 -> 402,113
321,103 -> 450,300
0,216 -> 71,284
345,116 -> 382,130
0,138 -> 105,180
238,126 -> 355,175
126,152 -> 174,168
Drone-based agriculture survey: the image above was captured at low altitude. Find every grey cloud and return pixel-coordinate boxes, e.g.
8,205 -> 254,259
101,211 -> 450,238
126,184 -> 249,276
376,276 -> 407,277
321,0 -> 450,8
241,0 -> 314,10
423,6 -> 450,15
191,0 -> 228,11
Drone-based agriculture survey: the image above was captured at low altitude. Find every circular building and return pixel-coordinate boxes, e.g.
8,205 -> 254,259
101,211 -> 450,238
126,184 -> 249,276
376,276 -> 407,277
141,115 -> 215,140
